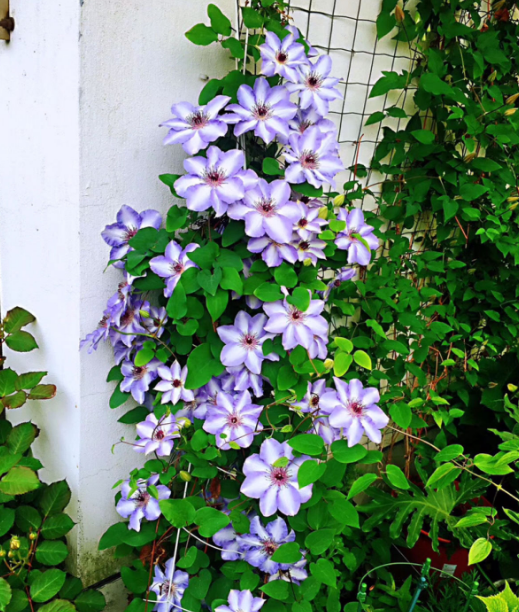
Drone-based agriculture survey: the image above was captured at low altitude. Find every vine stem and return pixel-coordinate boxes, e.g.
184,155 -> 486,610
387,425 -> 519,505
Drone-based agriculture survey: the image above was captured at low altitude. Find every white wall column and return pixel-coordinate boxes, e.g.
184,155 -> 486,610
0,0 -> 233,585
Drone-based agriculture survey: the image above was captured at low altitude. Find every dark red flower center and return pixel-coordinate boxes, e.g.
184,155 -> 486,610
254,103 -> 271,120
277,51 -> 288,63
172,262 -> 184,274
155,429 -> 165,440
241,333 -> 258,350
133,366 -> 146,380
263,540 -> 279,556
258,198 -> 275,216
306,73 -> 322,89
301,151 -> 319,169
270,466 -> 290,487
136,491 -> 150,506
299,219 -> 308,227
311,394 -> 320,408
125,227 -> 138,242
289,308 -> 304,324
172,379 -> 182,388
350,401 -> 363,415
120,308 -> 135,327
299,241 -> 310,250
190,111 -> 208,129
205,168 -> 226,187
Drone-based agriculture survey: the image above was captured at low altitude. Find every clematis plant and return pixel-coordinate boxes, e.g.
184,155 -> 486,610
88,5 -> 388,612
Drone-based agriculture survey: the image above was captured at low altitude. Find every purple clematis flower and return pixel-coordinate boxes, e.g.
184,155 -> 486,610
238,516 -> 301,575
309,335 -> 328,359
102,205 -> 162,266
116,474 -> 171,532
293,235 -> 327,265
284,126 -> 344,188
291,380 -> 338,414
195,375 -> 235,420
227,365 -> 264,398
294,203 -> 328,240
241,438 -> 313,516
135,413 -> 181,456
215,590 -> 265,612
149,241 -> 199,299
213,524 -> 242,561
161,95 -> 231,154
225,78 -> 297,144
334,208 -> 379,266
287,55 -> 342,116
204,390 -> 263,450
279,107 -> 338,146
110,297 -> 149,348
106,279 -> 133,326
217,311 -> 276,375
268,556 -> 308,583
120,358 -> 161,404
142,306 -> 168,338
259,32 -> 308,83
228,179 -> 301,244
150,561 -> 189,612
112,338 -> 143,366
174,147 -> 258,217
323,267 -> 356,299
285,25 -> 318,57
263,292 -> 329,351
327,378 -> 389,447
80,311 -> 111,353
248,236 -> 298,268
155,360 -> 194,405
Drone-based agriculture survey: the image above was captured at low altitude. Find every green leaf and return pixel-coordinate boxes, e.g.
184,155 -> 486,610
27,384 -> 56,400
7,423 -> 38,454
286,287 -> 310,312
331,441 -> 367,464
420,72 -> 454,97
468,538 -> 492,565
277,365 -> 298,391
5,331 -> 38,353
389,403 -> 412,429
222,221 -> 245,247
241,7 -> 264,28
365,111 -> 385,126
16,505 -> 41,532
335,338 -> 353,353
0,370 -> 17,397
305,529 -> 335,555
334,353 -> 353,377
208,4 -> 231,35
197,268 -> 222,296
38,601 -> 75,612
167,281 -> 187,320
220,267 -> 243,294
292,183 -> 323,198
435,444 -> 464,463
298,460 -> 327,488
185,344 -> 222,390
386,465 -> 410,490
159,499 -> 196,528
117,406 -> 149,425
426,463 -> 461,489
30,569 -> 67,603
39,481 -> 71,517
263,158 -> 284,176
195,507 -> 230,537
35,541 -> 69,566
165,204 -> 187,231
328,497 -> 359,528
271,542 -> 302,564
15,371 -> 47,391
347,473 -> 378,500
185,23 -> 218,46
4,308 -> 35,333
74,590 -> 106,612
41,514 -> 75,539
443,198 -> 459,222
0,579 -> 12,612
5,589 -> 28,612
0,467 -> 40,495
260,580 -> 289,601
189,242 -> 219,270
288,434 -> 324,457
353,350 -> 372,370
254,282 -> 283,302
206,289 -> 229,322
411,130 -> 435,145
221,38 -> 244,59
0,454 -> 22,476
109,383 -> 129,409
0,508 -> 15,537
274,264 -> 298,289
376,11 -> 396,39
98,523 -> 128,550
310,558 -> 336,588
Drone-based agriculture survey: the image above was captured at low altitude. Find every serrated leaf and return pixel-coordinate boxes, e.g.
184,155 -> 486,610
0,467 -> 40,496
4,308 -> 36,334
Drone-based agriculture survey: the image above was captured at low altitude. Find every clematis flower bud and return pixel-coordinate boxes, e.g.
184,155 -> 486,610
505,108 -> 517,116
395,5 -> 405,21
324,358 -> 334,369
333,195 -> 345,206
179,471 -> 192,482
506,93 -> 519,105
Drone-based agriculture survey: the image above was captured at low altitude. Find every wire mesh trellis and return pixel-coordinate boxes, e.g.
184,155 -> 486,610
287,0 -> 420,189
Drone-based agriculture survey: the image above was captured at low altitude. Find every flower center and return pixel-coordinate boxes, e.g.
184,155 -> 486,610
349,401 -> 363,416
334,279 -> 342,287
120,308 -> 135,327
270,466 -> 290,487
299,241 -> 310,251
300,150 -> 319,169
300,196 -> 310,204
288,307 -> 305,324
299,120 -> 312,134
205,167 -> 226,188
155,429 -> 165,440
298,218 -> 308,228
99,315 -> 109,329
227,412 -> 242,428
189,111 -> 208,129
172,261 -> 184,275
241,333 -> 258,350
257,198 -> 276,217
159,582 -> 177,598
135,490 -> 150,507
263,540 -> 279,556
306,73 -> 323,89
311,394 -> 320,408
253,103 -> 271,120
132,366 -> 147,380
125,227 -> 138,242
276,51 -> 288,64
172,379 -> 182,388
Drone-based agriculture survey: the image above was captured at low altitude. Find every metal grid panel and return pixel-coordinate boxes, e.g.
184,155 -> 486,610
289,0 -> 419,188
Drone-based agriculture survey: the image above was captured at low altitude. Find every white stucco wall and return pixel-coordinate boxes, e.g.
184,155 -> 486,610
0,0 -> 234,585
